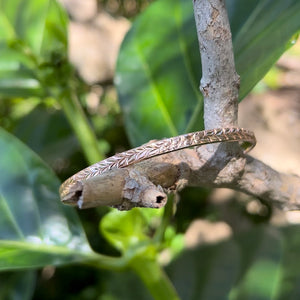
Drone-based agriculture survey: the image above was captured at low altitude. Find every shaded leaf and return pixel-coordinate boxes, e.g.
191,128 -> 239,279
0,271 -> 36,300
167,226 -> 282,300
103,268 -> 152,300
230,227 -> 282,300
273,225 -> 300,299
0,127 -> 93,270
0,51 -> 42,97
13,104 -> 79,167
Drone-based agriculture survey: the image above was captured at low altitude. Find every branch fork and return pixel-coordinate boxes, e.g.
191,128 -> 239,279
61,0 -> 300,211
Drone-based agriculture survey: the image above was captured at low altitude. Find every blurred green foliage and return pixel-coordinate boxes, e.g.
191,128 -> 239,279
0,0 -> 300,299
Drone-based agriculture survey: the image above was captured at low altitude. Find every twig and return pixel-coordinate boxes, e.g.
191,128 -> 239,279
65,167 -> 168,210
193,0 -> 239,128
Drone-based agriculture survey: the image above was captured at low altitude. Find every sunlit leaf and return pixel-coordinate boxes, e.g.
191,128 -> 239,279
0,0 -> 67,55
100,209 -> 150,254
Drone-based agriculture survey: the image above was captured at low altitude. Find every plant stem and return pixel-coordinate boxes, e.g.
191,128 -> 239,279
131,257 -> 180,300
154,193 -> 175,243
59,90 -> 105,164
82,254 -> 127,271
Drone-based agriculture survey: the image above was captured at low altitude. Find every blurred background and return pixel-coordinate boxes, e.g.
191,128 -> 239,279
1,0 -> 300,299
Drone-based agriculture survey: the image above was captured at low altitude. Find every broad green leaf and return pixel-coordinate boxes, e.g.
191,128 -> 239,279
273,225 -> 300,299
103,269 -> 152,300
230,227 -> 282,300
116,0 -> 202,146
167,226 -> 282,300
232,0 -> 300,99
231,260 -> 280,300
0,271 -> 36,300
13,104 -> 79,167
167,236 -> 241,299
116,0 -> 300,146
0,127 -> 94,270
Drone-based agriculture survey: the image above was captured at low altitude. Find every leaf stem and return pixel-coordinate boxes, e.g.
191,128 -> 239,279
82,254 -> 127,271
154,193 -> 175,243
131,257 -> 180,300
58,90 -> 105,164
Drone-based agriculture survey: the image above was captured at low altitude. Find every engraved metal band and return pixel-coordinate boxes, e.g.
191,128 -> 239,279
60,127 -> 256,200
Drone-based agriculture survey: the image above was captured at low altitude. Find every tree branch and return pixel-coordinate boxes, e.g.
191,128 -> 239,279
194,0 -> 239,128
64,0 -> 300,210
237,156 -> 300,210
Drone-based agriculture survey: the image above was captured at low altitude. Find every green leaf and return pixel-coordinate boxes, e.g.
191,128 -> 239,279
116,0 -> 300,146
116,0 -> 203,146
101,209 -> 180,299
0,48 -> 42,97
0,271 -> 36,300
0,0 -> 67,55
232,1 -> 300,100
102,269 -> 153,300
39,0 -> 68,56
100,209 -> 151,254
230,227 -> 282,300
13,104 -> 79,167
231,260 -> 280,300
273,225 -> 300,299
0,127 -> 93,270
0,0 -> 68,98
167,226 -> 282,300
